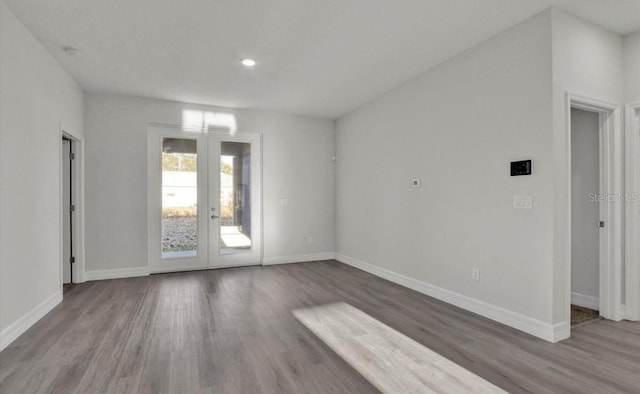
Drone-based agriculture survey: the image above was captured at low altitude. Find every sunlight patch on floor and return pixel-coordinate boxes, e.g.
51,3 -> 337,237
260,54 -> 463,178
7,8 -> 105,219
220,226 -> 251,248
293,302 -> 506,394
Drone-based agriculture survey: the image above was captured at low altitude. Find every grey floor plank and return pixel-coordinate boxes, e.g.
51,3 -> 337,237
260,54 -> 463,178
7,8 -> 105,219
0,260 -> 638,393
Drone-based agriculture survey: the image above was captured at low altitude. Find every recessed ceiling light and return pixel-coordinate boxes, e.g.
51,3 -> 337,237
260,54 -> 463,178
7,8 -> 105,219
62,46 -> 80,56
241,59 -> 256,67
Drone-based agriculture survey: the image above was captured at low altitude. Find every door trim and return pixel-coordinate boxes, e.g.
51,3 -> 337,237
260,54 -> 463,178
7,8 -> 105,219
625,102 -> 640,321
208,130 -> 263,268
147,124 -> 264,274
147,125 -> 209,273
565,93 -> 623,325
60,128 -> 85,286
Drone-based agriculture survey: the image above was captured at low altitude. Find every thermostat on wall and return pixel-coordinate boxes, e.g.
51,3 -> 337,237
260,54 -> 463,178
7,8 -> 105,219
511,160 -> 532,176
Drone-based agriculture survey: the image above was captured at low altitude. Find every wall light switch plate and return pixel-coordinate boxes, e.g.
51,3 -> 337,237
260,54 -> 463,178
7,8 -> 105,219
513,195 -> 532,209
412,178 -> 421,187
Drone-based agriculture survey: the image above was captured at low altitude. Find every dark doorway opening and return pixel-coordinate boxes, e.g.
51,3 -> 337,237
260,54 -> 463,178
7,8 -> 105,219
62,137 -> 76,292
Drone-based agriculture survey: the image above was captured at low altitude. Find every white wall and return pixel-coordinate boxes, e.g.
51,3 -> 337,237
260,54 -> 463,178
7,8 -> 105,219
550,10 -> 625,324
0,2 -> 84,341
551,10 -> 624,104
570,109 -> 600,303
84,93 -> 335,273
623,31 -> 640,103
336,10 -> 556,335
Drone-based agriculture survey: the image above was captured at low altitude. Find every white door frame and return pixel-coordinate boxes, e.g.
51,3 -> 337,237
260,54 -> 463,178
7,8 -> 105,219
566,93 -> 623,324
147,125 -> 209,273
59,128 -> 86,286
208,130 -> 263,268
147,125 -> 263,273
625,102 -> 640,321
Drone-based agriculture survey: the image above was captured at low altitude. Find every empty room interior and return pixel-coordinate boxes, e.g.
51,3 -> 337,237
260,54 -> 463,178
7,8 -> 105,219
1,0 -> 639,393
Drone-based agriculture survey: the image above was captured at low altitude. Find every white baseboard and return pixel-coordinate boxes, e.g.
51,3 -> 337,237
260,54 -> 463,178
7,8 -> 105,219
336,253 -> 564,343
263,252 -> 336,266
0,290 -> 63,352
553,321 -> 570,342
571,292 -> 600,310
84,266 -> 150,281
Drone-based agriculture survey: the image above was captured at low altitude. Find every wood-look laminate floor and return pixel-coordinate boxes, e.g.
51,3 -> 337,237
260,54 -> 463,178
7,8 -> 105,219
1,260 -> 639,393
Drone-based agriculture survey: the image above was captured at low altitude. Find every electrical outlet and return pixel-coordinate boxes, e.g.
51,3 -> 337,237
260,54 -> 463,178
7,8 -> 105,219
307,236 -> 314,244
472,268 -> 480,281
280,198 -> 289,206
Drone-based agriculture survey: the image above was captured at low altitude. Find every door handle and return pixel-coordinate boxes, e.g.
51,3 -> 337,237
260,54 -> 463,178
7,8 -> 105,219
211,214 -> 219,219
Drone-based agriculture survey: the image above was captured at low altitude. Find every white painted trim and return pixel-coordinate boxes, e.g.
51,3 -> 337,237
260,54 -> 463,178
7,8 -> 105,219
263,252 -> 336,265
568,94 -> 618,113
147,126 -> 208,274
60,127 -> 86,284
84,266 -> 150,281
625,103 -> 640,321
59,133 -> 64,290
336,254 -> 565,343
565,93 -> 624,327
209,131 -> 263,268
147,125 -> 265,273
0,290 -> 62,352
73,138 -> 87,284
571,292 -> 600,310
553,322 -> 570,342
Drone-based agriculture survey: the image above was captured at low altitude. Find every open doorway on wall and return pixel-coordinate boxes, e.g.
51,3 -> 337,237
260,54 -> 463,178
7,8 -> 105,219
62,136 -> 76,293
570,108 -> 602,327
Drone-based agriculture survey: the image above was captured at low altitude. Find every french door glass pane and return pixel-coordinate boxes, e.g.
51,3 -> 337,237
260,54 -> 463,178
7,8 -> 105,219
162,138 -> 198,258
220,141 -> 252,252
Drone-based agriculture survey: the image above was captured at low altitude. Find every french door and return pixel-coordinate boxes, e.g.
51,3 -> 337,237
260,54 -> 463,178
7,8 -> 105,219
148,126 -> 262,273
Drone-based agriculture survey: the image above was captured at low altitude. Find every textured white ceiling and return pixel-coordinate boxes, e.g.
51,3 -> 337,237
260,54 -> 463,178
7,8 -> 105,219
4,0 -> 640,118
